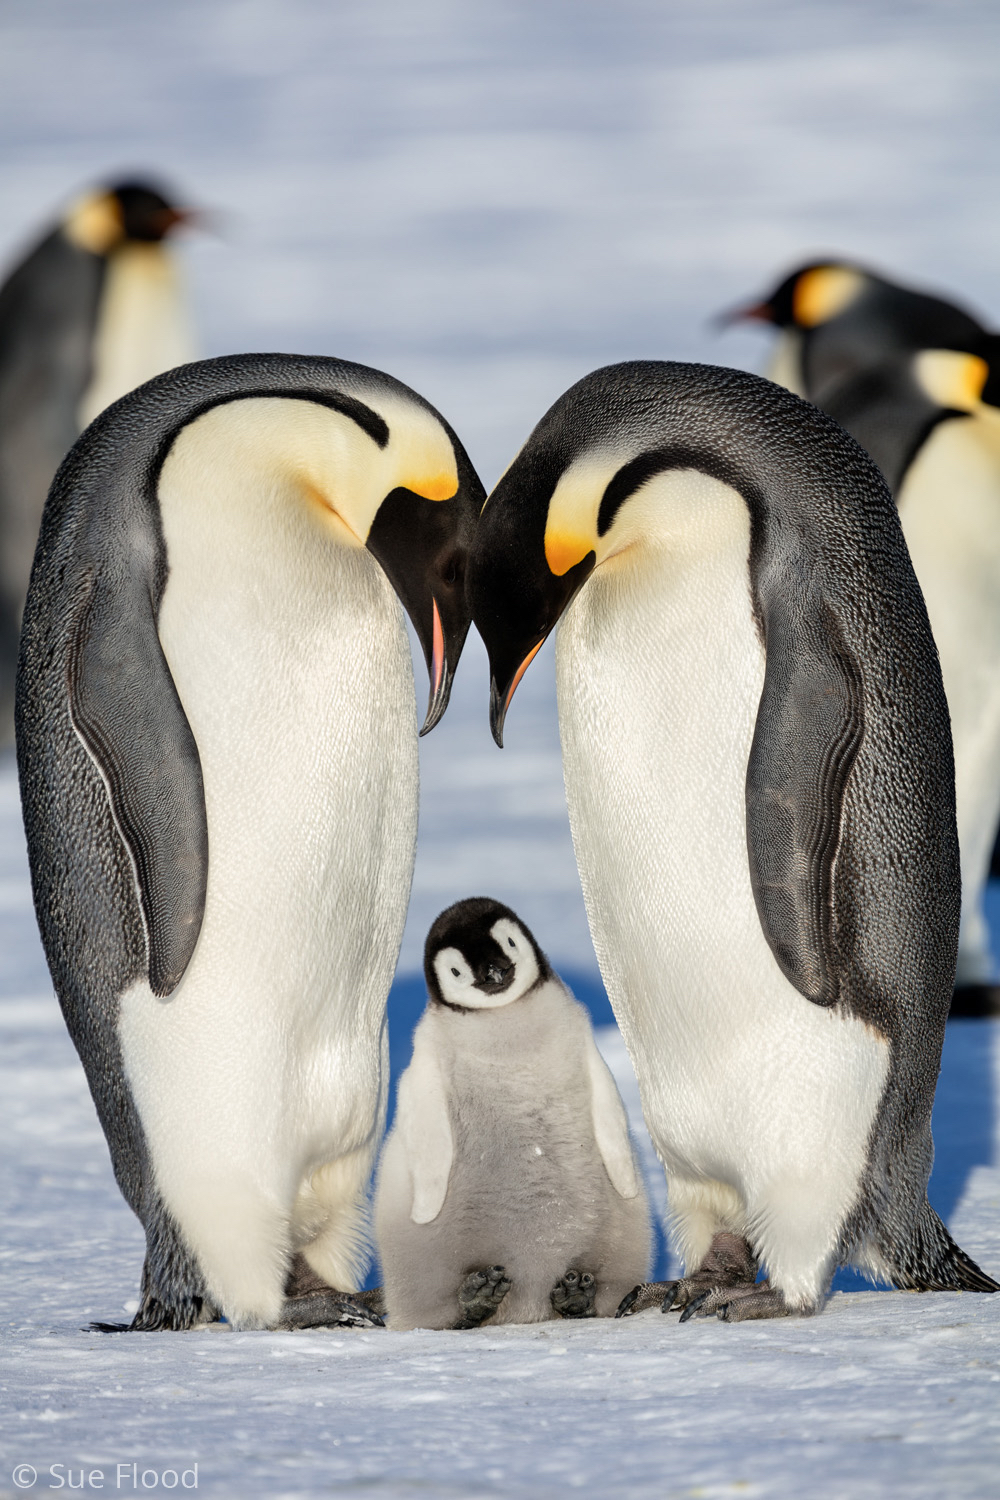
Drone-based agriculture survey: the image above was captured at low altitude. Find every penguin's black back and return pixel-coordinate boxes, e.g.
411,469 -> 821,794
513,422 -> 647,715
0,227 -> 106,727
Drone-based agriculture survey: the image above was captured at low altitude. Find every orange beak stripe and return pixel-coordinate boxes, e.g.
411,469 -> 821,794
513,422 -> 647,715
504,639 -> 545,717
431,597 -> 445,698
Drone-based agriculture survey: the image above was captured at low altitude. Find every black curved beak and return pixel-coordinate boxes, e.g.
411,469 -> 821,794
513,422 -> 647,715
471,511 -> 595,748
365,468 -> 483,736
488,637 -> 546,748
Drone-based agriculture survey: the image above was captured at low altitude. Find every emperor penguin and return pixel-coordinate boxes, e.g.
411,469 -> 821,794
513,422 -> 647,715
467,360 -> 999,1321
0,177 -> 196,742
374,898 -> 651,1329
731,262 -> 1000,1001
16,353 -> 483,1331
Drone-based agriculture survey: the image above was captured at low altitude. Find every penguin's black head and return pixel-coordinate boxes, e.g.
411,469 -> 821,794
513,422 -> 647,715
364,431 -> 483,735
470,361 -> 703,745
720,260 -> 870,332
111,180 -> 192,242
424,897 -> 552,1011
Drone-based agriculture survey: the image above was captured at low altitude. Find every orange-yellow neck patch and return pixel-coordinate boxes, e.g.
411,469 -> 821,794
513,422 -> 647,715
544,529 -> 593,577
405,472 -> 458,502
792,266 -> 864,328
915,349 -> 989,412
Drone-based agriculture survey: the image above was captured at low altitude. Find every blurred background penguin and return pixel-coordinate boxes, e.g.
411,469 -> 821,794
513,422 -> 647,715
730,262 -> 1000,1014
0,176 -> 197,741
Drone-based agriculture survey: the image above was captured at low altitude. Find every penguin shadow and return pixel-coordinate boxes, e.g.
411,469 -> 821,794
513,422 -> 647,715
376,957 -> 997,1300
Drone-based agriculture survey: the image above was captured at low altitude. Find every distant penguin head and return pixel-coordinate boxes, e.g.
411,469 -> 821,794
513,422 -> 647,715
424,897 -> 551,1011
721,260 -> 870,332
64,177 -> 194,255
724,262 -> 989,388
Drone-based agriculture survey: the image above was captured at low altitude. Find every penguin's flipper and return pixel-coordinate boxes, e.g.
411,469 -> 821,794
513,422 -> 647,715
584,1035 -> 640,1198
746,598 -> 865,1008
69,571 -> 207,998
395,1042 -> 454,1224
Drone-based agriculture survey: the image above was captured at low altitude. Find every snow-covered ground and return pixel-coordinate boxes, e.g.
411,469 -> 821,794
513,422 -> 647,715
4,2 -> 1000,1496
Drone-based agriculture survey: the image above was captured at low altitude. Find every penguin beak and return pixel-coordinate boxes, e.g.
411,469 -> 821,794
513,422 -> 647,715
421,597 -> 452,736
471,527 -> 595,747
365,478 -> 482,736
712,298 -> 775,330
488,639 -> 546,748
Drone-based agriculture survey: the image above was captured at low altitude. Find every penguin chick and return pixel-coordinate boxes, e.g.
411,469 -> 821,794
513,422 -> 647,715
374,898 -> 652,1330
0,176 -> 197,742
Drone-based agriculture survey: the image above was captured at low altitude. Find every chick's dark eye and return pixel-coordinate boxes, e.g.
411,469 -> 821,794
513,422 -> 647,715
508,938 -> 515,948
451,967 -> 460,977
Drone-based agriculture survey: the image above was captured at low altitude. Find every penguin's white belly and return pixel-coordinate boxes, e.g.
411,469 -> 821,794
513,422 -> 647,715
78,243 -> 196,428
900,415 -> 1000,981
116,413 -> 418,1315
765,332 -> 806,398
556,471 -> 888,1246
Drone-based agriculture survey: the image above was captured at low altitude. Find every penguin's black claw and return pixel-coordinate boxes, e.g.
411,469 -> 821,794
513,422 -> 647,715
615,1287 -> 639,1318
678,1291 -> 712,1323
454,1264 -> 512,1328
615,1280 -> 680,1316
551,1269 -> 597,1318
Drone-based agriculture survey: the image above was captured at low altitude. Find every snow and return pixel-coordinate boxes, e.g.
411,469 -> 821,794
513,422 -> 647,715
3,1 -> 1000,1495
3,750 -> 1000,1499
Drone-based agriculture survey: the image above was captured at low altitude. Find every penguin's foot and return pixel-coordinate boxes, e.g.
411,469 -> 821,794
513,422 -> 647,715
616,1231 -> 757,1318
454,1265 -> 512,1329
551,1269 -> 597,1318
679,1280 -> 791,1323
276,1292 -> 385,1330
278,1254 -> 385,1327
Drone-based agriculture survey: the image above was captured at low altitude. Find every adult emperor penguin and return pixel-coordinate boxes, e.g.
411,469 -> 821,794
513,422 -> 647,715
17,353 -> 482,1330
732,263 -> 1000,1004
467,360 -> 998,1320
374,898 -> 651,1329
727,259 -> 987,418
0,177 -> 196,742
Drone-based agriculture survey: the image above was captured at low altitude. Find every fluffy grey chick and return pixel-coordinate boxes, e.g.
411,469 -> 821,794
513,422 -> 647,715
374,897 -> 652,1330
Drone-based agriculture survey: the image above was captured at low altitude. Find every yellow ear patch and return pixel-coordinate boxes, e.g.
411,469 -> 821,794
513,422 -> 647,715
544,530 -> 593,577
64,191 -> 124,255
915,350 -> 989,411
405,473 -> 458,502
793,267 -> 865,328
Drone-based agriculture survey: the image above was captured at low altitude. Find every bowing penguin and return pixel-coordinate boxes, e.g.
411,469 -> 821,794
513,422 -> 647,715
0,178 -> 196,741
17,354 -> 482,1330
374,898 -> 651,1329
467,360 -> 998,1321
732,262 -> 1000,1001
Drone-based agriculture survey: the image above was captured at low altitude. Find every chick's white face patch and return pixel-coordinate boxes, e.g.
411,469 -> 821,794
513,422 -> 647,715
432,919 -> 540,1009
488,919 -> 539,1002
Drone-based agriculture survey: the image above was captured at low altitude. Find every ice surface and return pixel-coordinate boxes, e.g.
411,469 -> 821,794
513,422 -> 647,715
3,2 -> 1000,1495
